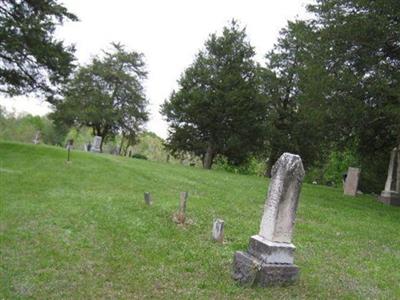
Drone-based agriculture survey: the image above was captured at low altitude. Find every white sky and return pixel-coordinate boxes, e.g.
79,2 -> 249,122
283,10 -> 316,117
0,0 -> 313,139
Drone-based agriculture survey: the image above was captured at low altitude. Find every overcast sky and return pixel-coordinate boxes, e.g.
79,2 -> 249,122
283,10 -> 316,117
0,0 -> 313,139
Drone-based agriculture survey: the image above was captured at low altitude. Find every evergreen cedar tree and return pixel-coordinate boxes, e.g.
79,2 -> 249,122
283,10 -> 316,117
261,0 -> 400,189
162,21 -> 267,169
0,0 -> 78,100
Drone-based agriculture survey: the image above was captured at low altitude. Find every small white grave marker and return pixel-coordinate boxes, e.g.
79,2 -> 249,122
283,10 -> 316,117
212,219 -> 224,243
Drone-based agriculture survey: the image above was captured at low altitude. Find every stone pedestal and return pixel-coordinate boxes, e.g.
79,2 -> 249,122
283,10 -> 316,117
378,192 -> 400,206
248,235 -> 295,264
233,251 -> 299,287
233,234 -> 298,287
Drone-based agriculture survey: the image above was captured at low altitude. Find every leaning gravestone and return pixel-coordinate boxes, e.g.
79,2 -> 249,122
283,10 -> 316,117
232,152 -> 305,287
343,167 -> 360,196
91,136 -> 102,153
378,146 -> 400,206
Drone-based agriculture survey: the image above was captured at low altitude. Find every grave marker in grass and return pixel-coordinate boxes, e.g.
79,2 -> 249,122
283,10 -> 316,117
212,219 -> 224,243
232,152 -> 305,287
378,145 -> 400,206
66,139 -> 73,163
343,167 -> 360,196
144,192 -> 153,205
173,192 -> 188,224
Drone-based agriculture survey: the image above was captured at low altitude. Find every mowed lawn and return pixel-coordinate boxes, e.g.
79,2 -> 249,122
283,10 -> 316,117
0,141 -> 399,299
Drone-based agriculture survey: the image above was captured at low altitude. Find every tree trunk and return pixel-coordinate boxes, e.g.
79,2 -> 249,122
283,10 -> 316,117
265,146 -> 281,177
203,144 -> 214,169
124,141 -> 131,156
99,136 -> 104,153
119,134 -> 125,156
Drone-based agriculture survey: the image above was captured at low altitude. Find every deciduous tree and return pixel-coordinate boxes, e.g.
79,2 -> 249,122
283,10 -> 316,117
52,43 -> 148,152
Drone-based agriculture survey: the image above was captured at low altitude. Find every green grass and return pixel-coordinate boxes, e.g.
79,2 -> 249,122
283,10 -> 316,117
1,141 -> 399,299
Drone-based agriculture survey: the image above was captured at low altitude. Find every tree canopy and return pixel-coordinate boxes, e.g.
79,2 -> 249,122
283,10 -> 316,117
162,20 -> 266,169
52,43 -> 149,152
260,0 -> 400,190
0,0 -> 78,99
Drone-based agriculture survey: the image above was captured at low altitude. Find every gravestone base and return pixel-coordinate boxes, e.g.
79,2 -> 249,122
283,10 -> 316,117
378,191 -> 400,206
248,235 -> 295,264
232,251 -> 299,287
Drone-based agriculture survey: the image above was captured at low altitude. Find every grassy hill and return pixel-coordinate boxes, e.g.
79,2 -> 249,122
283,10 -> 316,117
1,141 -> 399,299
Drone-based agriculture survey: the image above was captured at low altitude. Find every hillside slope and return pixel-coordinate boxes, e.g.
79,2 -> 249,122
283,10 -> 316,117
0,142 -> 399,299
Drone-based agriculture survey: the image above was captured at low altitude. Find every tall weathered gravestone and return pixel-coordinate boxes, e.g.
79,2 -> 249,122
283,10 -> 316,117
232,153 -> 305,287
378,146 -> 400,206
91,136 -> 102,153
343,167 -> 360,196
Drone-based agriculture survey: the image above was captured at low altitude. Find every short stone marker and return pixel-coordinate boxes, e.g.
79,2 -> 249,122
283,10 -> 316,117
173,192 -> 188,224
32,131 -> 41,144
343,167 -> 360,196
378,146 -> 400,206
144,192 -> 152,205
66,139 -> 73,162
232,152 -> 305,287
91,136 -> 102,153
212,219 -> 224,243
178,192 -> 188,224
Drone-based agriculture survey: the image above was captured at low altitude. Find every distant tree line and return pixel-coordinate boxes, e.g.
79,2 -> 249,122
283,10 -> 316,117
1,0 -> 399,192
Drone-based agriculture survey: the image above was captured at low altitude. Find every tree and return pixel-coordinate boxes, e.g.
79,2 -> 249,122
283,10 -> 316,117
262,0 -> 400,190
260,21 -> 330,176
0,0 -> 78,99
161,21 -> 266,169
306,0 -> 400,191
52,43 -> 149,152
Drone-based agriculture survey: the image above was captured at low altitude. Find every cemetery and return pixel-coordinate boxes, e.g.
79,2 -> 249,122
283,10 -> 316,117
1,0 -> 399,298
0,141 -> 399,298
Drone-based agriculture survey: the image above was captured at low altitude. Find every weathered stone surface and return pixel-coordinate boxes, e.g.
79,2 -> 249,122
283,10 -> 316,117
144,192 -> 152,205
378,195 -> 400,206
175,192 -> 188,224
259,153 -> 305,244
212,219 -> 224,243
232,251 -> 299,287
232,152 -> 304,287
91,136 -> 102,153
248,235 -> 295,264
343,167 -> 360,196
256,263 -> 299,287
378,146 -> 400,206
232,251 -> 260,287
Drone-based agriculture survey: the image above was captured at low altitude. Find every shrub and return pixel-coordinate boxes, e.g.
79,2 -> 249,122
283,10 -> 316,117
132,153 -> 148,160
